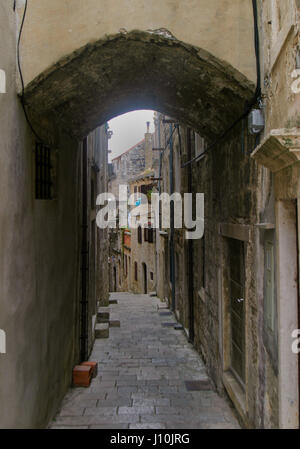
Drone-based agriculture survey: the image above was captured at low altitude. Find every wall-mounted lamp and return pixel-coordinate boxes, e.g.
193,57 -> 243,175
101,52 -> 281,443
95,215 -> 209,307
248,109 -> 265,135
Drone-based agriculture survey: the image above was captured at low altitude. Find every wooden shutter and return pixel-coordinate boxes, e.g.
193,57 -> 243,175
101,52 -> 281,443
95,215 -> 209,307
138,226 -> 142,244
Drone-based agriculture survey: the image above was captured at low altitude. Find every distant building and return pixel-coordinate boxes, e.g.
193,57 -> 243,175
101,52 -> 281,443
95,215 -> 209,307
108,123 -> 159,293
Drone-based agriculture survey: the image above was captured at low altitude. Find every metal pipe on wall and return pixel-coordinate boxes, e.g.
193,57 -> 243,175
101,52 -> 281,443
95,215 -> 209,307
187,128 -> 195,343
80,137 -> 89,362
169,124 -> 176,312
297,199 -> 300,426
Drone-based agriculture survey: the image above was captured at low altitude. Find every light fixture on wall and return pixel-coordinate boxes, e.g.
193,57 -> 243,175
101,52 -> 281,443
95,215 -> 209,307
248,108 -> 265,135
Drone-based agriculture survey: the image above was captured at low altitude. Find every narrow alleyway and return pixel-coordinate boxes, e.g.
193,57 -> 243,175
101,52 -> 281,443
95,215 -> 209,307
50,293 -> 240,429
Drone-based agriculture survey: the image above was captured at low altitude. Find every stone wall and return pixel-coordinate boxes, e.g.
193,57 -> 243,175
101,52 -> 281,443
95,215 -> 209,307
86,126 -> 110,355
109,140 -> 145,199
0,3 -> 110,427
250,0 -> 300,429
154,112 -> 271,428
0,2 -> 81,427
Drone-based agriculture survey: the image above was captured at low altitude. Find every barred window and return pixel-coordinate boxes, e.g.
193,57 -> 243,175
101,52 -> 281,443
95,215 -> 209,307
134,262 -> 138,281
35,142 -> 52,200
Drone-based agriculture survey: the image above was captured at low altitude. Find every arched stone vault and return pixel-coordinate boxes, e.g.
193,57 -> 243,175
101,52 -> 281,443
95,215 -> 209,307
23,31 -> 255,141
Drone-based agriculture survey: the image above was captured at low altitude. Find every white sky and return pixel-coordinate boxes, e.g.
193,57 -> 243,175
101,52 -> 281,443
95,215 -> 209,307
108,110 -> 155,162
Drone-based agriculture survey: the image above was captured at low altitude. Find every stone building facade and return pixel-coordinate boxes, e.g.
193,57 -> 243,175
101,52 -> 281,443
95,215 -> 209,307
129,172 -> 157,294
84,127 -> 110,356
108,139 -> 146,200
154,0 -> 300,424
108,124 -> 159,294
251,0 -> 300,429
0,0 -> 299,430
108,139 -> 146,292
154,110 -> 265,428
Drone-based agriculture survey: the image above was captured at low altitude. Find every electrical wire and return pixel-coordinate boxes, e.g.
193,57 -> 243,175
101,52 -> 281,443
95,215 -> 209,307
252,0 -> 262,96
158,123 -> 177,192
161,123 -> 177,156
17,0 -> 48,144
181,0 -> 262,168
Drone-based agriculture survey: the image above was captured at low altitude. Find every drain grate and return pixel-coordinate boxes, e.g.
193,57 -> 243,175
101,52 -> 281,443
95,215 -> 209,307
185,380 -> 212,391
159,311 -> 172,316
109,300 -> 118,305
161,322 -> 177,327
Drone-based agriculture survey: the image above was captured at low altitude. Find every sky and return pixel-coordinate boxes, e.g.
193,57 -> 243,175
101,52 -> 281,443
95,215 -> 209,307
108,110 -> 155,162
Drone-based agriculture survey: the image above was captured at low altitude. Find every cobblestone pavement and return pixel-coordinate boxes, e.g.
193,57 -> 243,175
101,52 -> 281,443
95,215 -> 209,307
50,292 -> 240,429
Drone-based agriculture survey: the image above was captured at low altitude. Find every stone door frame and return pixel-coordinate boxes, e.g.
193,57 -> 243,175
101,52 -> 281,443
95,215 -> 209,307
251,128 -> 300,429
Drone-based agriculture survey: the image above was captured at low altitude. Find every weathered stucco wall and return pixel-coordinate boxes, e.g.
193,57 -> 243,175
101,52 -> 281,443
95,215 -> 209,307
18,0 -> 256,87
0,2 -> 81,428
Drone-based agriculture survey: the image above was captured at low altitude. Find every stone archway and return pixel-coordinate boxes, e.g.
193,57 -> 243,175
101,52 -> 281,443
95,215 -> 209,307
23,31 -> 255,142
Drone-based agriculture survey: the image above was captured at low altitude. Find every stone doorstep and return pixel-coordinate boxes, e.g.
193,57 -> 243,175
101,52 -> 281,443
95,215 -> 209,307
95,323 -> 109,339
98,307 -> 111,314
97,311 -> 110,323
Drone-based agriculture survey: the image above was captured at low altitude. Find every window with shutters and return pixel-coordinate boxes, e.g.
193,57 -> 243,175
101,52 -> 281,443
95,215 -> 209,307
148,226 -> 154,243
137,226 -> 142,244
134,262 -> 138,281
144,224 -> 154,243
144,227 -> 148,242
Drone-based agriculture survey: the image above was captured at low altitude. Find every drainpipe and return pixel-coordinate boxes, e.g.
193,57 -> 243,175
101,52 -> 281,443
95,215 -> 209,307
80,138 -> 89,362
155,118 -> 162,296
169,124 -> 176,312
187,128 -> 194,343
297,199 -> 300,426
158,115 -> 162,196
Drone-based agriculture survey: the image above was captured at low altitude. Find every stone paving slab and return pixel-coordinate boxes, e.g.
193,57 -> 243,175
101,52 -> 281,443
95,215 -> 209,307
49,292 -> 240,429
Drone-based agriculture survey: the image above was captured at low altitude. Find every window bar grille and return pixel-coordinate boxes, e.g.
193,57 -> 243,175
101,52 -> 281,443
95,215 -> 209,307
35,143 -> 52,199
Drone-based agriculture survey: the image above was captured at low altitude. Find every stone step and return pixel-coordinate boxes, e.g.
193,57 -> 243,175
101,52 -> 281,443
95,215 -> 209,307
97,311 -> 110,323
98,306 -> 110,314
95,323 -> 109,339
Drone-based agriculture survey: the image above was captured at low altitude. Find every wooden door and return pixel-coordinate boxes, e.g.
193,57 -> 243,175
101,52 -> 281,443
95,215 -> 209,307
228,238 -> 246,385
